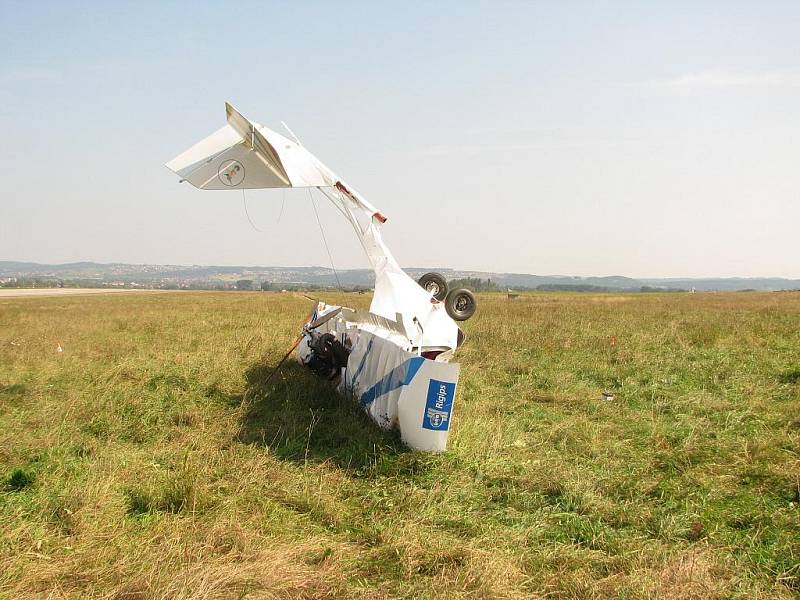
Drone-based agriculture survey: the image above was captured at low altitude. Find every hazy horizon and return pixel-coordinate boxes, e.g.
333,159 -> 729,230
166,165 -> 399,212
3,258 -> 799,283
2,2 -> 799,278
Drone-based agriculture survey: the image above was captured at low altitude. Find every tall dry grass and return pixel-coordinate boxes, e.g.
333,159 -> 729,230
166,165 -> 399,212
1,290 -> 799,598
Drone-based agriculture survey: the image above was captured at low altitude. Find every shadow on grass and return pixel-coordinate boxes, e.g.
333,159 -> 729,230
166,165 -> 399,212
778,368 -> 800,384
235,361 -> 409,470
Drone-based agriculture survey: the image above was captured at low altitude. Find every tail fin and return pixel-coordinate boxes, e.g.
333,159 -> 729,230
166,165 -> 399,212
225,103 -> 290,185
164,103 -> 339,192
165,103 -> 302,190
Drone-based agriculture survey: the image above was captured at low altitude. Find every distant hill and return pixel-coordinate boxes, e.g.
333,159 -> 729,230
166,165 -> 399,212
1,261 -> 799,292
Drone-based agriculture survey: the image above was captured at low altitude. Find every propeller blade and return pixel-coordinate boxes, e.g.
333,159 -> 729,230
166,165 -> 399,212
264,334 -> 303,386
308,307 -> 342,330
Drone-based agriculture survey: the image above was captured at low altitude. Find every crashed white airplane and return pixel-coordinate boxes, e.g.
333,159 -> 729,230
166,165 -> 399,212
166,103 -> 476,452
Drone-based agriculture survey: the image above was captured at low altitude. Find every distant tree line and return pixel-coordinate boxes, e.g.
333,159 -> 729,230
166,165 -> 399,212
444,279 -> 686,293
0,277 -> 61,288
1,276 -> 690,294
536,284 -> 688,293
448,278 -> 500,292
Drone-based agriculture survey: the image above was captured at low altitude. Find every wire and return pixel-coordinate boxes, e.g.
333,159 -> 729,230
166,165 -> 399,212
242,189 -> 264,232
277,188 -> 286,224
308,188 -> 344,292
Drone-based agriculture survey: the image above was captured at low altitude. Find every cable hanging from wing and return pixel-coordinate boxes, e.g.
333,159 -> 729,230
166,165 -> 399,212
277,188 -> 286,224
241,189 -> 264,232
308,188 -> 344,293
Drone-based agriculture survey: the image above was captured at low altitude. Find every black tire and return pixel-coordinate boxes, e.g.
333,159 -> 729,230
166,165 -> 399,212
418,272 -> 448,301
445,288 -> 477,321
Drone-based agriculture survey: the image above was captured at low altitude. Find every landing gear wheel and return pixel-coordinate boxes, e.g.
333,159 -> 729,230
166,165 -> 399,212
445,288 -> 477,321
418,272 -> 448,301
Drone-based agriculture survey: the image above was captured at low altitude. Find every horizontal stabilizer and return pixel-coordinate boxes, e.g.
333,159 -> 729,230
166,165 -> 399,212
165,102 -> 334,190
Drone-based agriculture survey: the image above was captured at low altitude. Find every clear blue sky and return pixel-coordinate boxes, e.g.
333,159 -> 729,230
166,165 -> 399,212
1,1 -> 798,277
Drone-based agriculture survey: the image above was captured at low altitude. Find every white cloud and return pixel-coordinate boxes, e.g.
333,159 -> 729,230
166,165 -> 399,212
637,69 -> 800,91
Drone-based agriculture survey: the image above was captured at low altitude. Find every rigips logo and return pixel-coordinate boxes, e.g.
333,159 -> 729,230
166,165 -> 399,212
422,379 -> 455,431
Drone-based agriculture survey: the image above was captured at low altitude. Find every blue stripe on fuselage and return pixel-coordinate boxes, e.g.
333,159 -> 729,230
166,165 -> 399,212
350,338 -> 374,391
359,356 -> 425,408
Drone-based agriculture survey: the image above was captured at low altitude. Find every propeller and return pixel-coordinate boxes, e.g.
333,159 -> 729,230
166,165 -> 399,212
263,303 -> 342,386
308,307 -> 342,330
263,335 -> 304,386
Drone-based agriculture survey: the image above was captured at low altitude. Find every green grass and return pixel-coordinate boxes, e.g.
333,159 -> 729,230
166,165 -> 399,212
1,290 -> 798,598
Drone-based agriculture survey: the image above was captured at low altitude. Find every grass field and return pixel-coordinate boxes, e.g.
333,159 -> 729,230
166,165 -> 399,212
1,290 -> 799,598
